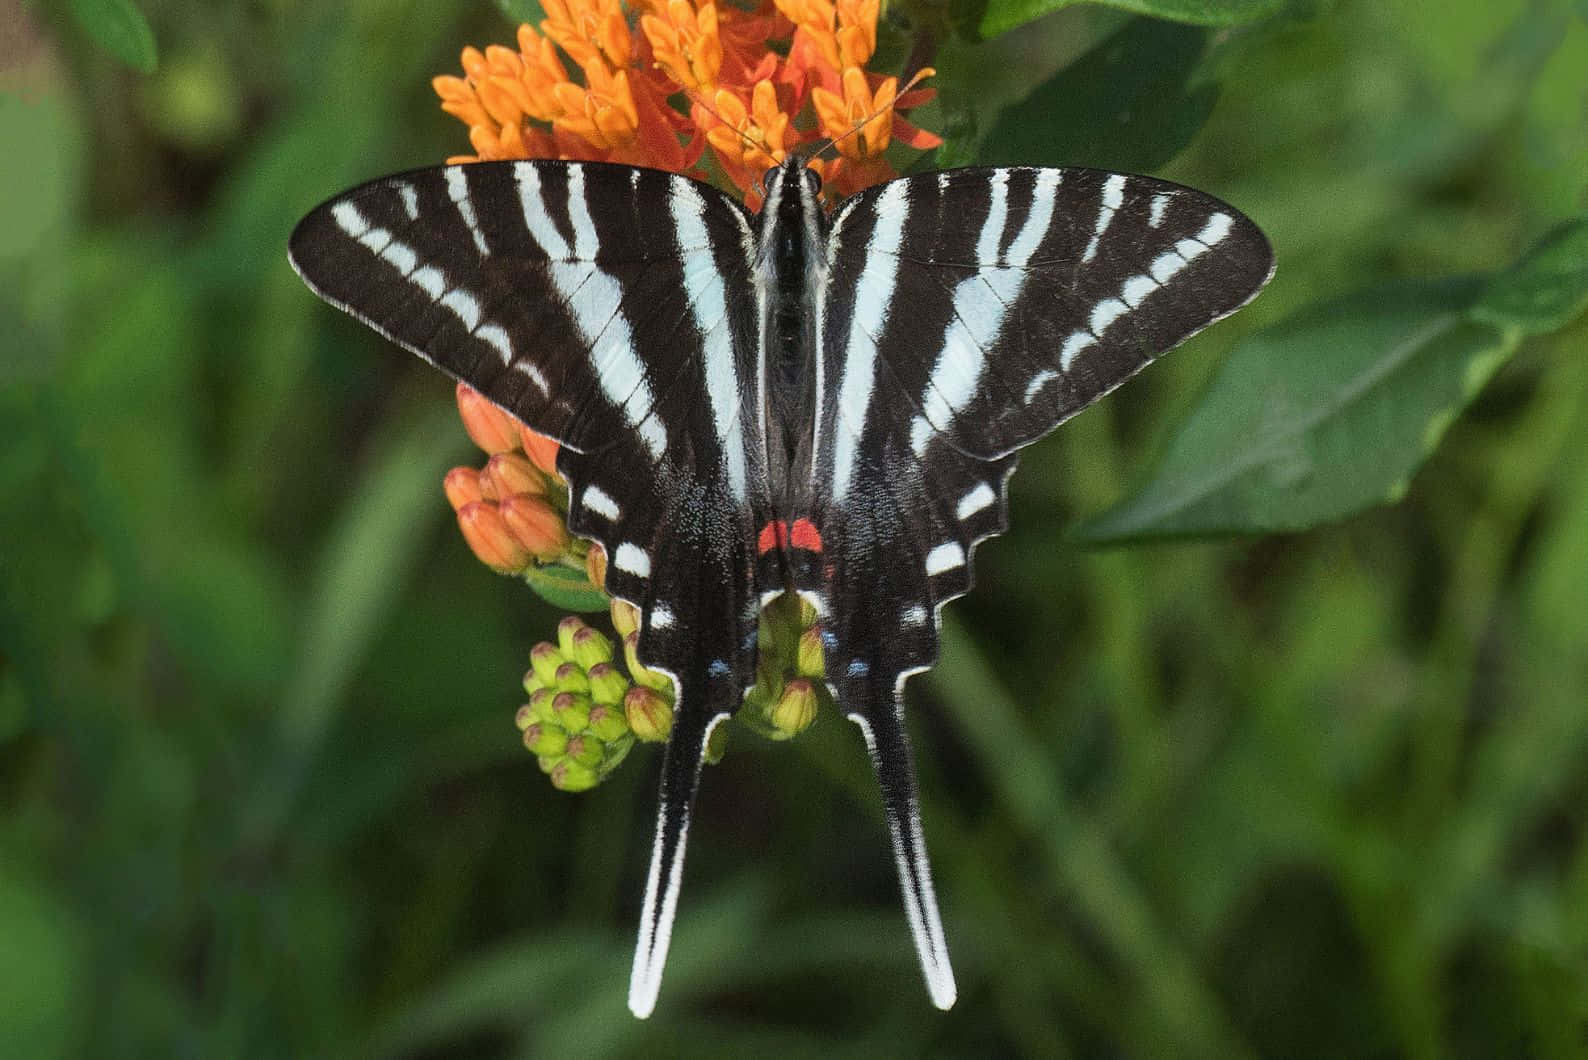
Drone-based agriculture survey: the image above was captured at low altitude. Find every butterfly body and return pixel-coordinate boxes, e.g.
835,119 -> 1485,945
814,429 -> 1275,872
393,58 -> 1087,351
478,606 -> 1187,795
289,154 -> 1273,1017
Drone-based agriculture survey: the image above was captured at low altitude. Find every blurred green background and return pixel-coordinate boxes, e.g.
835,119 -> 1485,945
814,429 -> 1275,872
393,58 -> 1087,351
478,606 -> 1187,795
3,0 -> 1587,1055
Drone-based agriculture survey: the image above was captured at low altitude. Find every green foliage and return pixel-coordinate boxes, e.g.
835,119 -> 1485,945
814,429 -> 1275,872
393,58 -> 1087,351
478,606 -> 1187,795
4,0 -> 1588,1056
975,17 -> 1220,172
66,0 -> 158,73
979,0 -> 1282,40
1079,217 -> 1588,540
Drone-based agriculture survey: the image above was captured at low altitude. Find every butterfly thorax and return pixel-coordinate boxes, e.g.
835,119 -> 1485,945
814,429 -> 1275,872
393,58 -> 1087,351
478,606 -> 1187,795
756,158 -> 829,521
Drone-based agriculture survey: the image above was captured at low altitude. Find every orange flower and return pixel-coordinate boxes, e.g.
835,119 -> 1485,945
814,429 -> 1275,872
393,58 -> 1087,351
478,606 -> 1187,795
812,66 -> 895,160
433,0 -> 936,203
704,79 -> 794,203
641,0 -> 723,91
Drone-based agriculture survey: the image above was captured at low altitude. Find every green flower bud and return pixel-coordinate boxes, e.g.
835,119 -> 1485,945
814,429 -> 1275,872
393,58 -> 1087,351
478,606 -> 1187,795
552,691 -> 592,732
550,757 -> 600,792
704,718 -> 729,764
523,668 -> 545,697
563,732 -> 604,768
556,615 -> 586,658
611,599 -> 640,638
797,627 -> 825,679
571,624 -> 615,669
529,641 -> 565,686
514,703 -> 536,731
553,661 -> 591,694
624,632 -> 675,694
587,662 -> 629,705
528,686 -> 558,725
522,721 -> 568,757
768,678 -> 818,739
587,702 -> 631,742
625,685 -> 674,742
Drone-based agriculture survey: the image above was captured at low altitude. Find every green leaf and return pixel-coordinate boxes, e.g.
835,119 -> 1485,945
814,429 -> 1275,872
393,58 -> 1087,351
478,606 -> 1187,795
521,560 -> 609,613
1076,280 -> 1510,541
494,0 -> 547,26
0,865 -> 85,1059
978,17 -> 1219,172
981,0 -> 1281,41
1473,217 -> 1588,337
67,0 -> 158,74
1081,212 -> 1588,542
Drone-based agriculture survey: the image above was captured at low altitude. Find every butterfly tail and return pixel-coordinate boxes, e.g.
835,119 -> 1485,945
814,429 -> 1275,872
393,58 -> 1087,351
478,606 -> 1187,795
848,692 -> 958,1010
628,671 -> 728,1018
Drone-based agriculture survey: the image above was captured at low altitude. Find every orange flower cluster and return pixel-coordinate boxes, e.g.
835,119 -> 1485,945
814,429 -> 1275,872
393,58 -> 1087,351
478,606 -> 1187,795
431,0 -> 940,205
444,383 -> 571,573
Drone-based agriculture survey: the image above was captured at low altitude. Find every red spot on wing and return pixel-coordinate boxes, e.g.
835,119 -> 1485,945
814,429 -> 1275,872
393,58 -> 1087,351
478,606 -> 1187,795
756,518 -> 824,555
790,518 -> 823,553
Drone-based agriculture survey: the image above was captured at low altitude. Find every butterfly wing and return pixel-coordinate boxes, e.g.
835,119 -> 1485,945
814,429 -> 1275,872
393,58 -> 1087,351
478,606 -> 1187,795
810,166 -> 1274,1005
289,160 -> 768,1018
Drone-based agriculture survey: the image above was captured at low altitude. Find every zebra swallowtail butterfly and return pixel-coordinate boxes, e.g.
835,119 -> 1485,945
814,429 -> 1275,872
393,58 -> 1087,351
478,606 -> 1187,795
289,154 -> 1273,1016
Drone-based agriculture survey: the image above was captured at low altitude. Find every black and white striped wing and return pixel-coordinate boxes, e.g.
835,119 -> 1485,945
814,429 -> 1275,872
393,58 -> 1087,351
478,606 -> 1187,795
288,160 -> 768,1017
809,166 -> 1273,1006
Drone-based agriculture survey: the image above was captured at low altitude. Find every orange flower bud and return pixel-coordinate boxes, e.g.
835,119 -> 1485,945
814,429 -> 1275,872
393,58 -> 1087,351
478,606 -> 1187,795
457,501 -> 532,572
456,382 -> 523,454
483,452 -> 548,500
585,542 -> 608,590
443,467 -> 485,511
499,495 -> 570,560
519,426 -> 561,476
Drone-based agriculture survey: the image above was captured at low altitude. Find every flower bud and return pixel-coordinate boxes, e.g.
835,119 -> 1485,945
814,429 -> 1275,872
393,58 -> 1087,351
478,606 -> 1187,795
499,495 -> 569,560
552,691 -> 592,732
797,626 -> 825,679
550,757 -> 600,792
529,642 -> 565,687
623,632 -> 675,693
611,599 -> 640,638
523,667 -> 545,697
587,662 -> 628,705
522,721 -> 569,757
553,661 -> 590,694
456,382 -> 523,454
443,467 -> 485,510
587,702 -> 631,741
585,543 -> 608,590
520,425 -> 561,477
625,685 -> 674,742
483,451 -> 548,500
768,678 -> 818,739
456,502 -> 531,573
563,732 -> 604,768
571,624 -> 614,669
526,687 -> 558,725
514,703 -> 536,731
556,615 -> 586,657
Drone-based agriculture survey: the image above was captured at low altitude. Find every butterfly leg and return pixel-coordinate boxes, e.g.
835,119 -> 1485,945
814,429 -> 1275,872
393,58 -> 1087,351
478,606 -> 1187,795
846,680 -> 958,1010
627,667 -> 734,1018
